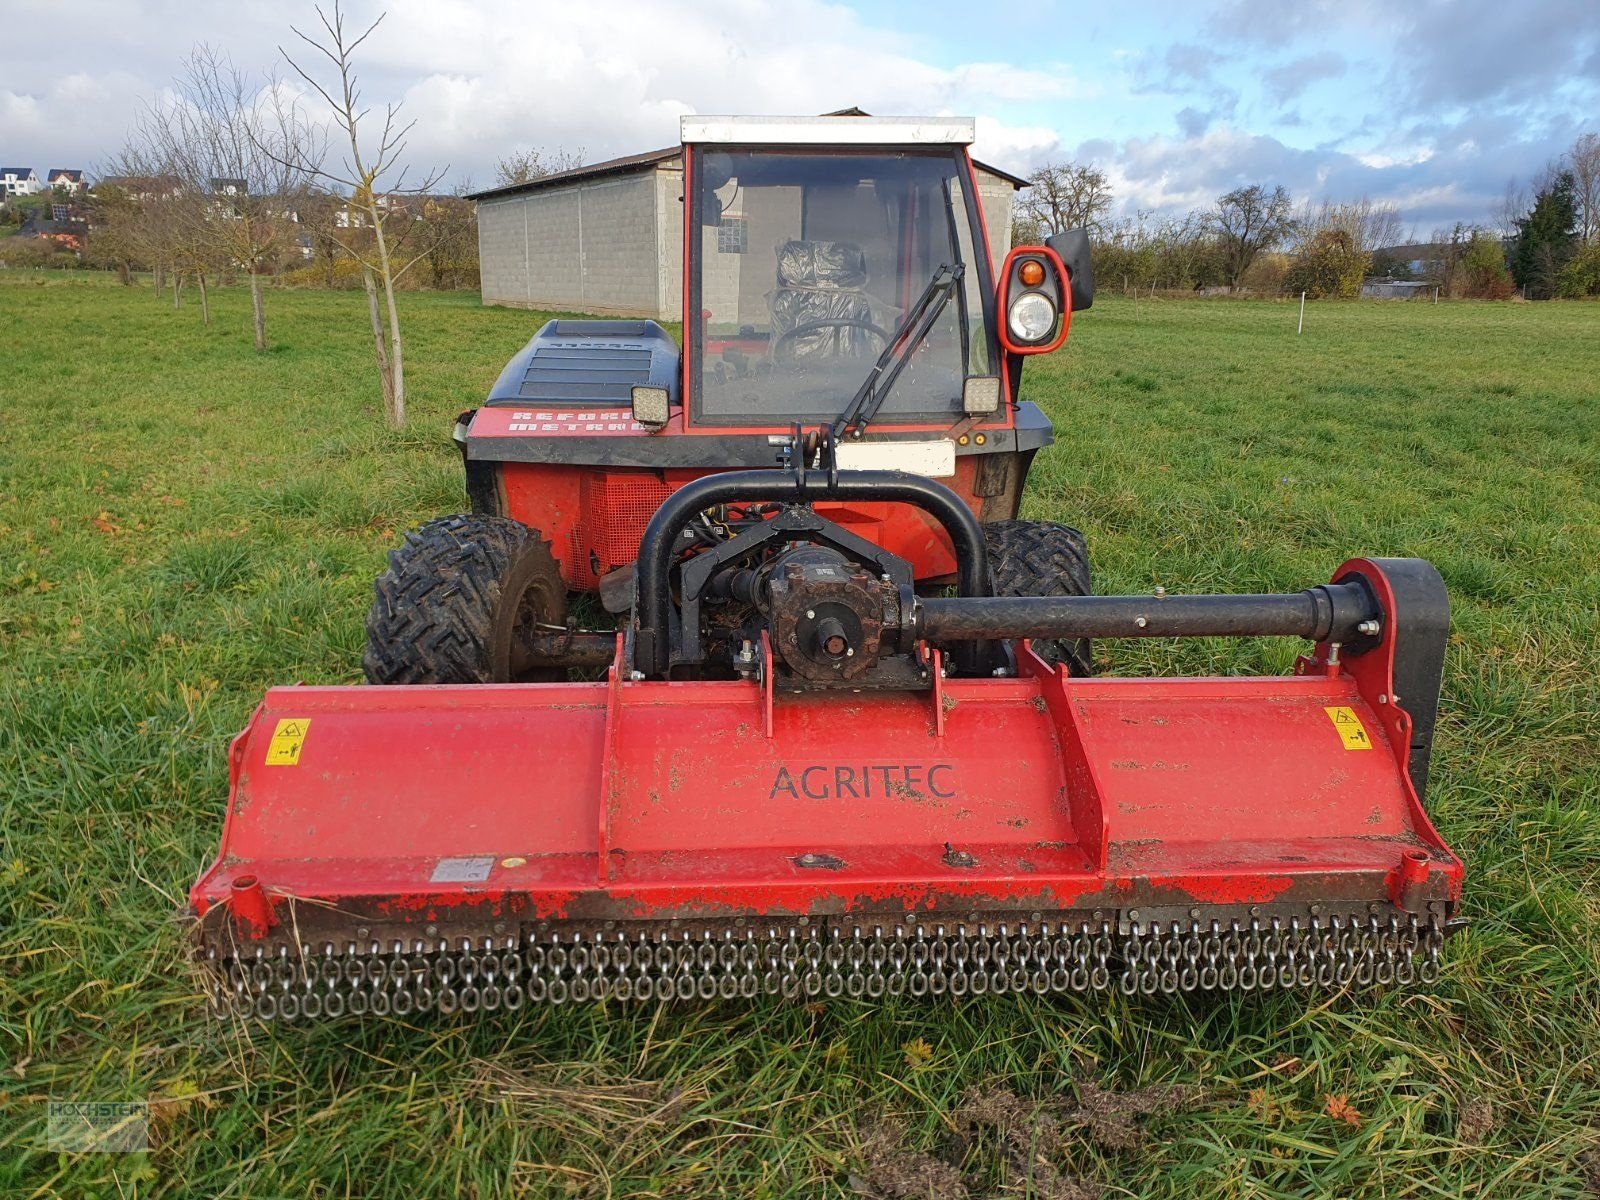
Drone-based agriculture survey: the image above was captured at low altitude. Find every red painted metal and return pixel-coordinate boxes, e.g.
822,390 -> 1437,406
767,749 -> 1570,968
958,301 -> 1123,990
190,578 -> 1463,943
495,456 -> 987,588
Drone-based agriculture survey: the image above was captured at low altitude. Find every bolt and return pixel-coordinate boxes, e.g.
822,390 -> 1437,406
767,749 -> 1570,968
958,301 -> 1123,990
1357,619 -> 1381,636
1154,586 -> 1167,598
805,609 -> 816,619
1134,616 -> 1148,629
1378,694 -> 1388,704
357,926 -> 370,939
992,667 -> 1009,677
425,924 -> 438,937
629,670 -> 645,682
845,647 -> 855,656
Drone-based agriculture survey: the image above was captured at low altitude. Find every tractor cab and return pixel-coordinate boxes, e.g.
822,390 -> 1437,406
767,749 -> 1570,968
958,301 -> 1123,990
687,126 -> 997,427
456,115 -> 1096,596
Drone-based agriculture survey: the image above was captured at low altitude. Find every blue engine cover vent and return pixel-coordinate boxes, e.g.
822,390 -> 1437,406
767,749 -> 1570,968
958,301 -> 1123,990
485,320 -> 681,408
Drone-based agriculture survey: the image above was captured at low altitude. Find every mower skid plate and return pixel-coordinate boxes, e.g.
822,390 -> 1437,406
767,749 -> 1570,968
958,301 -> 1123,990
192,656 -> 1461,1017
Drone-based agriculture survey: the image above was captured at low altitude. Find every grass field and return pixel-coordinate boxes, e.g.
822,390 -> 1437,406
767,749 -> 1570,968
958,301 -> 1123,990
2,271 -> 1598,1198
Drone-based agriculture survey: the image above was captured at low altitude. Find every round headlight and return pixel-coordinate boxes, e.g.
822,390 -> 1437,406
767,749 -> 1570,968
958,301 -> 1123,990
1007,292 -> 1057,343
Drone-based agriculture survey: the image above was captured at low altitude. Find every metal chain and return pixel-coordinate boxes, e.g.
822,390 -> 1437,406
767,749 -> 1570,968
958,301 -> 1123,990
199,908 -> 1446,1022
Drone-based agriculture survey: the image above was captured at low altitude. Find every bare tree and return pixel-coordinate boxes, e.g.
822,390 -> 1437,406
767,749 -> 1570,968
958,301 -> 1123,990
138,46 -> 318,350
1492,177 -> 1529,241
1292,197 -> 1404,272
493,147 -> 584,188
420,191 -> 480,289
1425,223 -> 1478,297
1209,184 -> 1296,289
98,145 -> 190,299
278,2 -> 445,425
82,175 -> 142,284
1016,161 -> 1113,238
1569,131 -> 1600,244
293,186 -> 353,286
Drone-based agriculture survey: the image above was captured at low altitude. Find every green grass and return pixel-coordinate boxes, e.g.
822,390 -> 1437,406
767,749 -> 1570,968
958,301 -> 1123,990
2,272 -> 1598,1197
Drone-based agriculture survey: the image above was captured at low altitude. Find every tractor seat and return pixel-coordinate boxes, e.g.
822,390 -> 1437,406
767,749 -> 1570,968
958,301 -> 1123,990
769,240 -> 882,361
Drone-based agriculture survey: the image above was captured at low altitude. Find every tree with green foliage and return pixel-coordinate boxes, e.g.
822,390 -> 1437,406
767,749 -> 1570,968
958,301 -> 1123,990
1554,240 -> 1600,297
1511,171 -> 1577,299
1282,228 -> 1369,298
1461,230 -> 1514,299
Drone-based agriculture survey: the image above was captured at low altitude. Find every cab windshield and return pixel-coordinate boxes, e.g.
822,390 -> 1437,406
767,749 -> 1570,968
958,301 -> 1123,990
690,148 -> 994,425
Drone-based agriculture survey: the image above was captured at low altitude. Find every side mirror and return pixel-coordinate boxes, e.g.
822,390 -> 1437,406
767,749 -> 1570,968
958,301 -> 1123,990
1045,228 -> 1095,312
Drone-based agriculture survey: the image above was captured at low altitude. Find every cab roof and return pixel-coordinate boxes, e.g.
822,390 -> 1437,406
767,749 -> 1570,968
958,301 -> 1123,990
680,115 -> 975,146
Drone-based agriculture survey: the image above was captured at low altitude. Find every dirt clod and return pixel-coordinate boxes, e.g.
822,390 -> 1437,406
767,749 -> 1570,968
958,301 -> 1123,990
952,1086 -> 1101,1199
856,1118 -> 970,1200
1059,1081 -> 1196,1151
854,1081 -> 1191,1200
1456,1096 -> 1494,1144
1581,1146 -> 1600,1197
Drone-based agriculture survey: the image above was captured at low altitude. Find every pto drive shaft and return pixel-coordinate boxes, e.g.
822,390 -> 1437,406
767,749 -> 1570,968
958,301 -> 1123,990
916,580 -> 1376,643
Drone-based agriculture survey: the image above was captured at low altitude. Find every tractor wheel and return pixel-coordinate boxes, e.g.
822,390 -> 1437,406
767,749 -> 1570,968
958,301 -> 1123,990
984,519 -> 1094,677
363,514 -> 568,684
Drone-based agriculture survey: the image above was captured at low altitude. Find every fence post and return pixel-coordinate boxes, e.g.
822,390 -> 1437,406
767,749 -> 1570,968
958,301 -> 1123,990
1298,291 -> 1306,335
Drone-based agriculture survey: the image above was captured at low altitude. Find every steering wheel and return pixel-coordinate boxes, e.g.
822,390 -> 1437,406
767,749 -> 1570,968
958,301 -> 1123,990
771,318 -> 890,363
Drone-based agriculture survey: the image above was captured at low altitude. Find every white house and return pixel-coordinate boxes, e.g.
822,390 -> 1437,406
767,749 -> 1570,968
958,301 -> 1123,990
2,167 -> 41,197
47,169 -> 85,193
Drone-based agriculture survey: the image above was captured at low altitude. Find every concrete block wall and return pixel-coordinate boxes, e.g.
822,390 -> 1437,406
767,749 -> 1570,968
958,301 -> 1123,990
479,171 -> 665,317
976,176 -> 1015,268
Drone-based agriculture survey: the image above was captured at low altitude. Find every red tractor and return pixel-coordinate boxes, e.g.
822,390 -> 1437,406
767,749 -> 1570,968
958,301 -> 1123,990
362,115 -> 1096,684
190,116 -> 1462,1021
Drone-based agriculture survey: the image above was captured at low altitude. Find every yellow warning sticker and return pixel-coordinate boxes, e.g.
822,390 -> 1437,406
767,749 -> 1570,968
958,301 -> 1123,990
265,718 -> 311,765
1323,706 -> 1373,750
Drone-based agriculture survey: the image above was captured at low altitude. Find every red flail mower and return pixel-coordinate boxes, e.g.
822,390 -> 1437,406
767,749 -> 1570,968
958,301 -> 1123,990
192,116 -> 1463,1021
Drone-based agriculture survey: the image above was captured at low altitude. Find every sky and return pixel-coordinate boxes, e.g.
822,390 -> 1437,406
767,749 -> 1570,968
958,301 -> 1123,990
3,0 -> 1597,236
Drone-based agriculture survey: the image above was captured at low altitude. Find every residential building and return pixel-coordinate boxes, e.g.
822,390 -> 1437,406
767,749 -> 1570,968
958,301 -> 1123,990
2,167 -> 41,197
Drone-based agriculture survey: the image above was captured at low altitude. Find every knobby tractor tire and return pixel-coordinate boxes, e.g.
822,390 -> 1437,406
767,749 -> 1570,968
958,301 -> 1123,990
983,519 -> 1095,677
363,514 -> 568,684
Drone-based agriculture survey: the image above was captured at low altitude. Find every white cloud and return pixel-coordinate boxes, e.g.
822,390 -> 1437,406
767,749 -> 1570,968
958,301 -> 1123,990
0,0 -> 1078,184
312,0 -> 1078,183
1355,147 -> 1436,170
